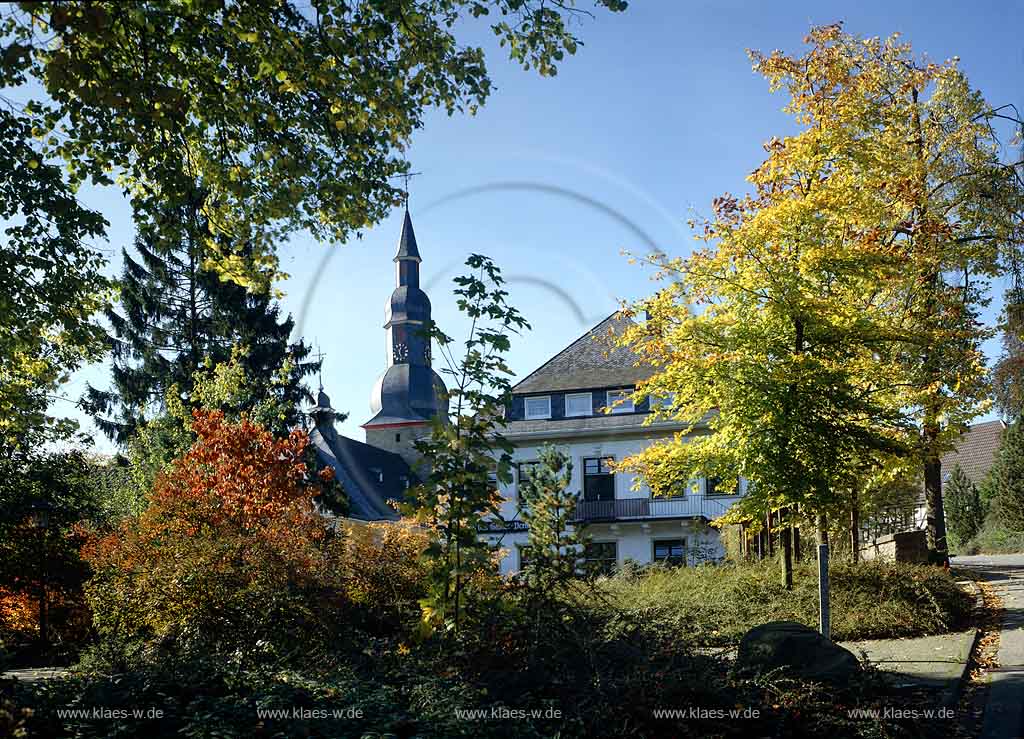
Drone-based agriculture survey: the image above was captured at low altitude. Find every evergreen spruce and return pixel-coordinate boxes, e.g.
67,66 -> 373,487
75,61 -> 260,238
85,198 -> 317,442
944,464 -> 984,549
989,421 -> 1024,532
994,291 -> 1024,422
519,445 -> 588,588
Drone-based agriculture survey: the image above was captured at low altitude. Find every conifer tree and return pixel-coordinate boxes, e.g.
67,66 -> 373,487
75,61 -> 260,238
989,421 -> 1024,532
518,445 -> 587,588
944,464 -> 984,549
994,273 -> 1024,422
84,197 -> 316,442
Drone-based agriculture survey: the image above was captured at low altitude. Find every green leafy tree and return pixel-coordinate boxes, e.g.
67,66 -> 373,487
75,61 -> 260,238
4,0 -> 627,291
944,464 -> 984,550
989,420 -> 1024,532
406,254 -> 528,634
0,102 -> 110,449
518,444 -> 586,588
618,29 -> 919,593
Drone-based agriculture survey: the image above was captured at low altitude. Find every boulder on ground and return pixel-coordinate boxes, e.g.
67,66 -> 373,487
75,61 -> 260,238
735,621 -> 861,684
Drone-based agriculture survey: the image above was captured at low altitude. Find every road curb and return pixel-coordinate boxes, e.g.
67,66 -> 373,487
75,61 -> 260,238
952,579 -> 985,708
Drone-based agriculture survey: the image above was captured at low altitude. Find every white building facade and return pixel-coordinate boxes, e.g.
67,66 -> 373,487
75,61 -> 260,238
483,313 -> 746,575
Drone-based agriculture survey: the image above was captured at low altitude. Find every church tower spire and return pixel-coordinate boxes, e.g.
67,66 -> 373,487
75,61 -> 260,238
362,209 -> 447,466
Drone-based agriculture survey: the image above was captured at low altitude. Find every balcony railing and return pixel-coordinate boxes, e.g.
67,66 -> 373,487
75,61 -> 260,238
572,495 -> 735,523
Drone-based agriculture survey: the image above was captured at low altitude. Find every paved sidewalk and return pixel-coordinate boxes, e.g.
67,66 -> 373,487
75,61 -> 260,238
1,666 -> 70,683
840,629 -> 976,706
700,627 -> 976,704
953,554 -> 1024,739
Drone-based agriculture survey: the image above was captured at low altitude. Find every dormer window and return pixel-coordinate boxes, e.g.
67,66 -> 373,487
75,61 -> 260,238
606,389 -> 634,414
565,392 -> 591,417
524,396 -> 551,420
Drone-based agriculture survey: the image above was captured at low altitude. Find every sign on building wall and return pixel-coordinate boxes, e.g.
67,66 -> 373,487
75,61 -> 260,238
477,519 -> 530,534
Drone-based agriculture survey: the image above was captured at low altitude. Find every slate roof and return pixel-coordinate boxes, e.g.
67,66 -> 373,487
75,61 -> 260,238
512,312 -> 655,394
941,419 -> 1006,486
310,425 -> 411,521
395,208 -> 421,262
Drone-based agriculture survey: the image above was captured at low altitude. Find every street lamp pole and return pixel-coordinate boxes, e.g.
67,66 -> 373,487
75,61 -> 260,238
28,501 -> 52,651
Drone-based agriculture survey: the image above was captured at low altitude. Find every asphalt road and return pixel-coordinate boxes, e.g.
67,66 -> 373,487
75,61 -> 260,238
953,554 -> 1024,739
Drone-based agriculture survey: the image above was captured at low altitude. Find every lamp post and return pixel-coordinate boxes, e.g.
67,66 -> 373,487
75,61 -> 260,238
28,500 -> 53,651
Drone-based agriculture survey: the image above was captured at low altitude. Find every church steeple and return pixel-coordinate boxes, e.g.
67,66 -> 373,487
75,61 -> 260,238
396,208 -> 421,263
363,209 -> 448,462
382,210 -> 431,370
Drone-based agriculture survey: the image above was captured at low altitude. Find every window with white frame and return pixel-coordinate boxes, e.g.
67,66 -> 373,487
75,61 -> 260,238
524,395 -> 551,420
565,392 -> 592,417
516,461 -> 543,501
653,538 -> 686,565
606,388 -> 634,414
584,541 -> 618,576
517,544 -> 532,571
486,459 -> 498,493
706,476 -> 736,496
650,391 -> 676,410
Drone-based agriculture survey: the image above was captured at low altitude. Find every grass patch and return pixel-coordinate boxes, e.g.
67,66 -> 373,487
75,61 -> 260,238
959,520 -> 1024,555
591,558 -> 972,646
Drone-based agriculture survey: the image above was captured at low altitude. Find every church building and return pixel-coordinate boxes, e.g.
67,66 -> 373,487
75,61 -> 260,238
309,209 -> 447,521
311,210 -> 747,569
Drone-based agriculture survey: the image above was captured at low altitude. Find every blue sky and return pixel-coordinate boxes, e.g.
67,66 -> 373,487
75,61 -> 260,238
62,1 -> 1024,451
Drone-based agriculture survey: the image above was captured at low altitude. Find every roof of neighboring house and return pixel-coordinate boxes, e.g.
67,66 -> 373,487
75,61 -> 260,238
310,426 -> 411,521
941,419 -> 1006,486
511,312 -> 656,394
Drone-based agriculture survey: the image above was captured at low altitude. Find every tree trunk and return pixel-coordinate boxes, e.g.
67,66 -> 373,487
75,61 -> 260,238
793,522 -> 801,561
781,509 -> 793,590
923,435 -> 950,566
816,513 -> 831,639
850,492 -> 860,563
766,511 -> 775,558
910,86 -> 950,568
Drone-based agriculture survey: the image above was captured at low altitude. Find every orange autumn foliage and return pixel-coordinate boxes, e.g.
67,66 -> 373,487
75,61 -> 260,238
85,409 -> 329,561
82,410 -> 340,651
0,586 -> 36,637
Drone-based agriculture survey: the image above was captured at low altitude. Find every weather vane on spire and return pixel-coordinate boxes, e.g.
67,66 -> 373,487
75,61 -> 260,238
312,343 -> 327,392
390,170 -> 422,209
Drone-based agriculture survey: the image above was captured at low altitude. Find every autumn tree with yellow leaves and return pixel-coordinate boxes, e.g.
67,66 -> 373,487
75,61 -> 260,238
620,24 -> 1024,585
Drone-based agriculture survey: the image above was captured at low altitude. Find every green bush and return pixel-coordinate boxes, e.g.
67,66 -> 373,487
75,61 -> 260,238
961,515 -> 1024,555
592,558 -> 972,646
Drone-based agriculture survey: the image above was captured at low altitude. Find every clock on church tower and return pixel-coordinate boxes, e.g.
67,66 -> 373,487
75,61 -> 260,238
362,208 -> 448,467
